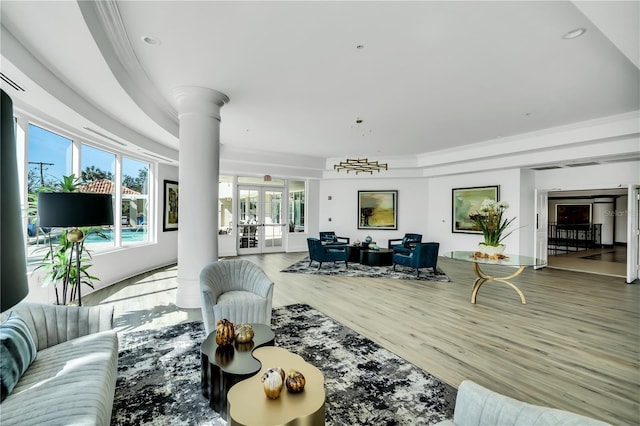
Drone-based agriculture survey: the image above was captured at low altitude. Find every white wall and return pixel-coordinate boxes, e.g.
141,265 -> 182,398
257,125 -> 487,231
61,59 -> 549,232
519,169 -> 536,255
615,195 -> 628,243
534,162 -> 640,191
319,178 -> 429,248
427,169 -> 526,255
25,162 -> 179,304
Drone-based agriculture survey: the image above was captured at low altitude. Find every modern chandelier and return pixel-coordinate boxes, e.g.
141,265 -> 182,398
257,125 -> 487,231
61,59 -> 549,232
333,118 -> 388,174
334,158 -> 388,174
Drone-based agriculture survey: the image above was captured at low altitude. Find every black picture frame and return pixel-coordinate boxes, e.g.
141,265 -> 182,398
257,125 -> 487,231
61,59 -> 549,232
163,180 -> 179,232
452,185 -> 499,233
357,190 -> 398,230
556,204 -> 592,225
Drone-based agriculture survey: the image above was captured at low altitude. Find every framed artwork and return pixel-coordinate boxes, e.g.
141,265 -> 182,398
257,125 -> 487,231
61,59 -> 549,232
556,204 -> 592,225
163,180 -> 179,232
358,190 -> 398,230
452,185 -> 499,233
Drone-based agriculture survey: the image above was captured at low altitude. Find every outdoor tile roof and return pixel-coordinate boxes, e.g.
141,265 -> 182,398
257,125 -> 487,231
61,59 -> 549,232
79,178 -> 140,195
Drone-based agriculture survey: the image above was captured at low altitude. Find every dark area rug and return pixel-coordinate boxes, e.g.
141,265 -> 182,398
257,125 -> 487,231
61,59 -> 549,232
112,304 -> 456,425
282,257 -> 450,282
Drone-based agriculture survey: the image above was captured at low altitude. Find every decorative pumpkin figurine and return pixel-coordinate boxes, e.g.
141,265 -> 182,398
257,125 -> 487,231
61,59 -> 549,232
285,369 -> 306,393
261,367 -> 285,399
215,319 -> 236,346
235,323 -> 254,343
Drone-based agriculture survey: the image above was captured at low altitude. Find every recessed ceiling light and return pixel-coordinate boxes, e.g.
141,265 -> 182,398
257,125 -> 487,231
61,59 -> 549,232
142,35 -> 160,46
562,28 -> 586,40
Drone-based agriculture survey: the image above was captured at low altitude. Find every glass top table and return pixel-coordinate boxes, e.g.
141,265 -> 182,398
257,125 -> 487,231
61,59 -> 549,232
442,251 -> 544,304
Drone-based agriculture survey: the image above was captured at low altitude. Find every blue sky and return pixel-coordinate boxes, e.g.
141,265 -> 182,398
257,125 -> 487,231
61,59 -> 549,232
28,124 -> 146,183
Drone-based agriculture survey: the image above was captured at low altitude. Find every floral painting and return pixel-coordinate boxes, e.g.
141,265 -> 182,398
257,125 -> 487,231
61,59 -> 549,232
452,186 -> 499,233
358,190 -> 398,230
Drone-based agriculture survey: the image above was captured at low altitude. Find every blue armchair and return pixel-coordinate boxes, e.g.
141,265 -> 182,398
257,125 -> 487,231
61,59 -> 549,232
307,238 -> 348,269
392,242 -> 439,277
319,231 -> 350,245
388,233 -> 422,254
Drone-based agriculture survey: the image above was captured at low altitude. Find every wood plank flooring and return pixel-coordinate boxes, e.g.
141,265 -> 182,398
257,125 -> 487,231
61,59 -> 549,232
548,246 -> 627,277
84,252 -> 639,425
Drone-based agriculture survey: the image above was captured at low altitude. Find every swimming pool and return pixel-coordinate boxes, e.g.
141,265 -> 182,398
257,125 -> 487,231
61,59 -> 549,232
84,228 -> 148,244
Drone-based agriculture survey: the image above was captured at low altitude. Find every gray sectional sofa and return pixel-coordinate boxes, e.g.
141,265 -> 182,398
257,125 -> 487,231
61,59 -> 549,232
435,380 -> 610,426
0,302 -> 118,425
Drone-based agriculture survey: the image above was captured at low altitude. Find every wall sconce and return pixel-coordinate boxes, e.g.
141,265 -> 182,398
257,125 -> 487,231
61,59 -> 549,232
263,175 -> 272,182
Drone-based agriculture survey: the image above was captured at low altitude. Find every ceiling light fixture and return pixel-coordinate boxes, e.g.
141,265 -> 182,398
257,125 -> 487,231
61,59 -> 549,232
562,28 -> 586,40
334,158 -> 388,175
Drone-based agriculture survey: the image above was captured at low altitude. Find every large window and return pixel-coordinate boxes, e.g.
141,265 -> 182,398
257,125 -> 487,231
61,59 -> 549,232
81,144 -> 116,249
23,120 -> 154,266
27,124 -> 72,193
121,157 -> 149,244
26,124 -> 72,264
289,180 -> 305,232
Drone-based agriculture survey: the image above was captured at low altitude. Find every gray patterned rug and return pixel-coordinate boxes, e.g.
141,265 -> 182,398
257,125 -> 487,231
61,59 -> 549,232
112,304 -> 456,425
282,257 -> 451,282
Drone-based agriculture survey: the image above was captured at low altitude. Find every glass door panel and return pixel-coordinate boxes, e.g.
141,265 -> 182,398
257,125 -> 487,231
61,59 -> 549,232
263,190 -> 283,252
237,186 -> 284,254
238,188 -> 260,253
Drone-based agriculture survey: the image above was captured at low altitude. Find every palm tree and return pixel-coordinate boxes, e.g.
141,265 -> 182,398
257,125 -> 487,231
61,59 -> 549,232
81,165 -> 113,182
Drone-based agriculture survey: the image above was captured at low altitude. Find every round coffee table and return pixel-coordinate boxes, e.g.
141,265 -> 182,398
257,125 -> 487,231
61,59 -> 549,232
201,323 -> 275,418
360,248 -> 393,266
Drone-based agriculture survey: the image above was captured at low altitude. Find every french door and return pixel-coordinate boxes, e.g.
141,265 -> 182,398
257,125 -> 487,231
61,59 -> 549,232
237,186 -> 285,254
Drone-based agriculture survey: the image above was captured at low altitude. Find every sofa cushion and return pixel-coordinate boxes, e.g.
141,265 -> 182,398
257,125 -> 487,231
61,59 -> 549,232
0,312 -> 37,401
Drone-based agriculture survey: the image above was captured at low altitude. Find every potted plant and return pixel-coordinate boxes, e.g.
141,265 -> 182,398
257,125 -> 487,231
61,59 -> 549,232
35,174 -> 107,305
37,228 -> 103,305
469,199 -> 516,255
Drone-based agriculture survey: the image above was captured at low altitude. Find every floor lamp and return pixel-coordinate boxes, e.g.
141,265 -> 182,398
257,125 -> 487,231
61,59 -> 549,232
37,192 -> 113,306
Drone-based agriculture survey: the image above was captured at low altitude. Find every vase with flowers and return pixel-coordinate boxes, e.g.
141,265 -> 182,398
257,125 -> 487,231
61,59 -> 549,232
469,199 -> 516,256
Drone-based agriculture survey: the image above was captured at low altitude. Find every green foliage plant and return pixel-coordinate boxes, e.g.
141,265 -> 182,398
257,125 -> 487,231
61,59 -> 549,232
469,199 -> 517,247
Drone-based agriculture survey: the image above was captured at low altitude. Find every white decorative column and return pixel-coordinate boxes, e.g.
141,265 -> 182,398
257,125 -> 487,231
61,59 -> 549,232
173,86 -> 229,308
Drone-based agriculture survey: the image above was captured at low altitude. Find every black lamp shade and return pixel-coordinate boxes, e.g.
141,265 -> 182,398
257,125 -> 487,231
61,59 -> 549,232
38,192 -> 114,227
1,89 -> 30,312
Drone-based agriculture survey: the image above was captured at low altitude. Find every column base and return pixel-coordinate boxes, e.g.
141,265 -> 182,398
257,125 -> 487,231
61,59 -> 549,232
176,276 -> 202,309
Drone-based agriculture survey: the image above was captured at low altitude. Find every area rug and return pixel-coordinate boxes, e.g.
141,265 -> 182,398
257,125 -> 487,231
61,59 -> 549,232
112,304 -> 456,425
282,257 -> 450,282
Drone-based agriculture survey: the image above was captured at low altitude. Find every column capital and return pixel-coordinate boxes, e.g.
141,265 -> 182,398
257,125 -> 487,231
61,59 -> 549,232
172,86 -> 229,120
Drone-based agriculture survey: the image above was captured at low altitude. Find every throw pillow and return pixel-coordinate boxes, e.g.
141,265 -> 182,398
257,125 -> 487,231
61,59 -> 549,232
0,312 -> 37,401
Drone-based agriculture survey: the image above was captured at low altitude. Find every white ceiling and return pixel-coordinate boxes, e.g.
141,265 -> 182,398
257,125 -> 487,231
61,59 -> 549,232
1,1 -> 638,168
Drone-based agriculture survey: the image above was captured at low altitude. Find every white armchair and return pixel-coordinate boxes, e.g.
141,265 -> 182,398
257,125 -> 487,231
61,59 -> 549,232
199,259 -> 274,336
435,380 -> 609,426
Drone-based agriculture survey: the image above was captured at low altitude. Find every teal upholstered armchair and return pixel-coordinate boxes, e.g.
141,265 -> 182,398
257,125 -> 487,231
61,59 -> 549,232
392,242 -> 439,277
307,238 -> 349,269
319,231 -> 350,245
388,233 -> 422,254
